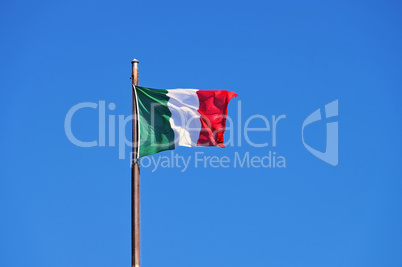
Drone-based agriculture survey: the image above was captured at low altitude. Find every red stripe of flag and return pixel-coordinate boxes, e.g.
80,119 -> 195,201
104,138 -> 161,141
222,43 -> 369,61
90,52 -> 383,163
196,90 -> 238,147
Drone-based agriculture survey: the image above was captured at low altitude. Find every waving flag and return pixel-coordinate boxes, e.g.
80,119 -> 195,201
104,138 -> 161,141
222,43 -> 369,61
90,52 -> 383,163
135,86 -> 237,157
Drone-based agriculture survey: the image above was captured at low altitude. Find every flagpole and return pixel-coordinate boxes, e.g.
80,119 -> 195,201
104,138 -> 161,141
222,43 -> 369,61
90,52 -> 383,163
131,59 -> 140,267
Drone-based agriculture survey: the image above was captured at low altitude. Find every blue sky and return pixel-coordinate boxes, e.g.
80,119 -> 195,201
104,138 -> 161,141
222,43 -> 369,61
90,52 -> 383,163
1,0 -> 401,266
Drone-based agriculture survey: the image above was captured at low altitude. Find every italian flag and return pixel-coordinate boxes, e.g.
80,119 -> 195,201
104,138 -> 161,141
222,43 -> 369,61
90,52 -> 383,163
135,86 -> 238,157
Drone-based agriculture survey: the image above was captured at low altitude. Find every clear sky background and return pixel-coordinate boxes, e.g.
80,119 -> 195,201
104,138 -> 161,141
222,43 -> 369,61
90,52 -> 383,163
1,0 -> 401,266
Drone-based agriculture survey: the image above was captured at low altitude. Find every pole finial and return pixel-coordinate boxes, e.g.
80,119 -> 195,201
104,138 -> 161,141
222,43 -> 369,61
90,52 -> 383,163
131,58 -> 139,64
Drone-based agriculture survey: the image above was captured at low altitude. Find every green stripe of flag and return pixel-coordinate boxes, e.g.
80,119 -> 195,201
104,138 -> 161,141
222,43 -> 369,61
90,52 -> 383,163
136,86 -> 175,157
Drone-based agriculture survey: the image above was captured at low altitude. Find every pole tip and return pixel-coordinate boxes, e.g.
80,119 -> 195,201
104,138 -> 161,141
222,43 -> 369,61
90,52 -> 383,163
131,58 -> 139,64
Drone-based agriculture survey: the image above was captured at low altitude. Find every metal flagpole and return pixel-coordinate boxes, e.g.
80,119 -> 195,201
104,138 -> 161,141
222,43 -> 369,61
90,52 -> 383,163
131,59 -> 140,267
